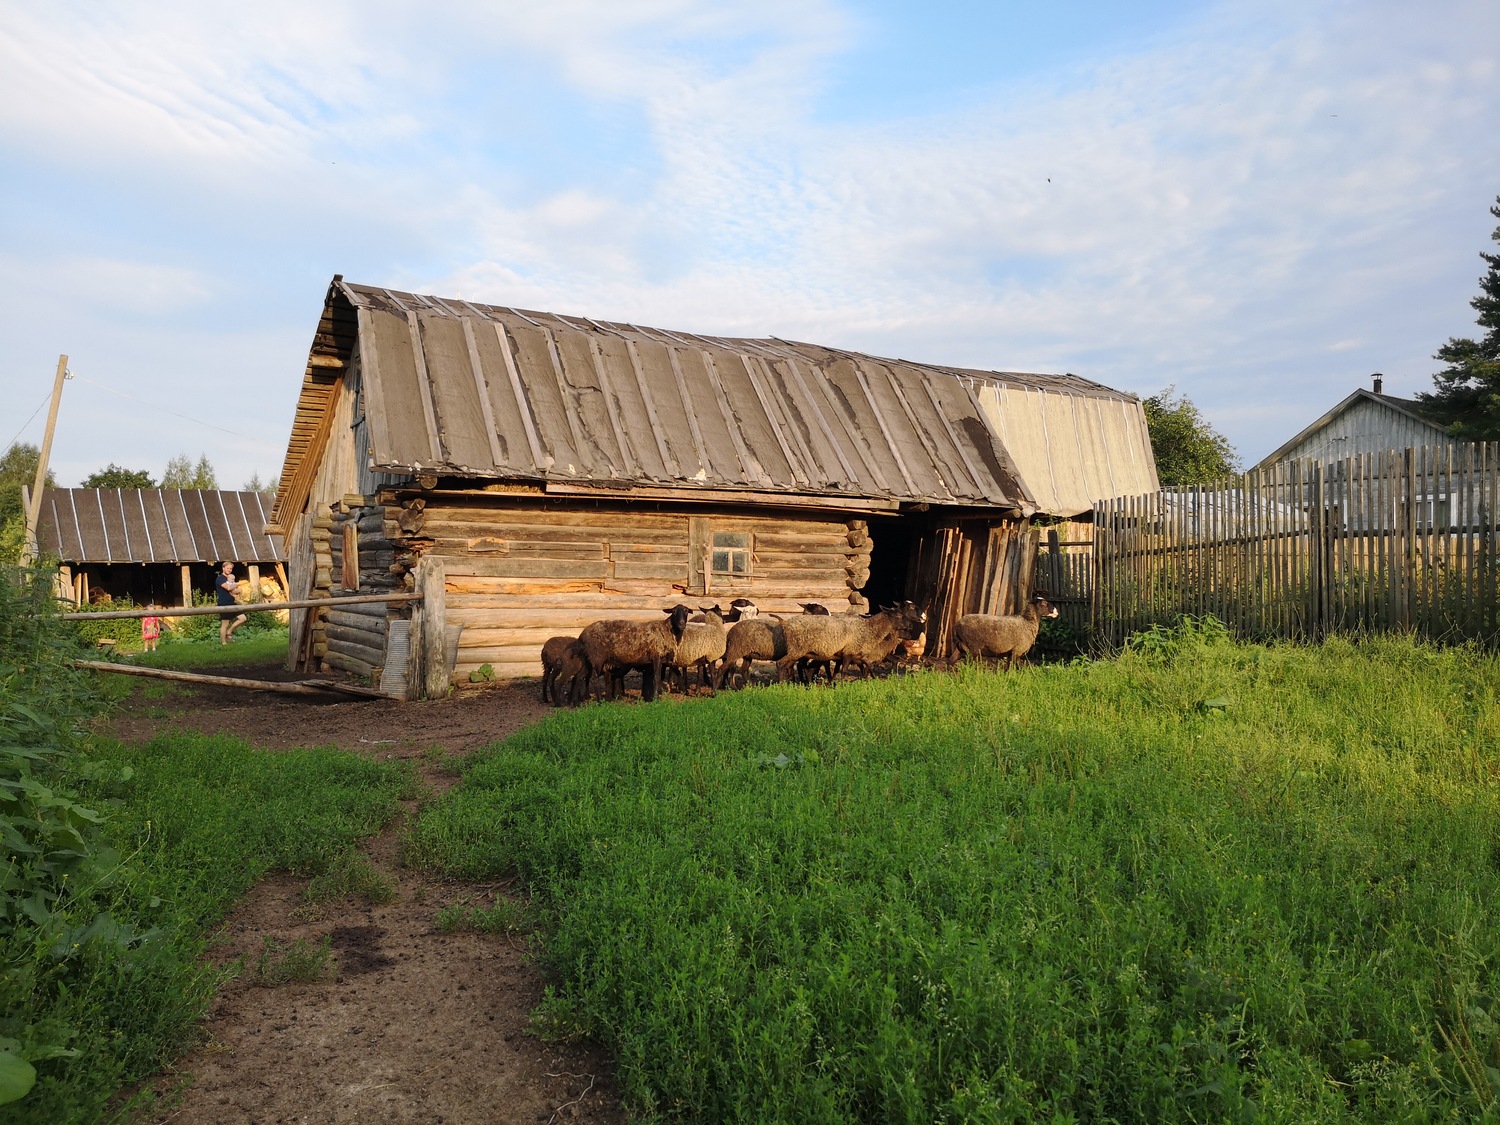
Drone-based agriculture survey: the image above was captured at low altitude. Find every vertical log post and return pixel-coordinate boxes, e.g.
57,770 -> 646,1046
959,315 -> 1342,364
248,564 -> 261,602
179,565 -> 192,608
414,556 -> 448,700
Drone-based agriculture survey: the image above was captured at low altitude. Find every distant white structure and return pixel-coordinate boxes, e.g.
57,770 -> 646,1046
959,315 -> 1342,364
1256,374 -> 1460,469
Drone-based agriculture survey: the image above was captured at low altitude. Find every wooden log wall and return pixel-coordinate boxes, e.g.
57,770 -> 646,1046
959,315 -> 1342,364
308,493 -> 410,680
388,496 -> 870,681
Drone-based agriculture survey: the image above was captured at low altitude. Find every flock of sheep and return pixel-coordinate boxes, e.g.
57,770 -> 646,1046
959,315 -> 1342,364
539,593 -> 1059,706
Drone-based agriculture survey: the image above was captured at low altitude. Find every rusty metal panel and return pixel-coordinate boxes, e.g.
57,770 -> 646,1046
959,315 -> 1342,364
364,309 -> 434,468
415,310 -> 493,472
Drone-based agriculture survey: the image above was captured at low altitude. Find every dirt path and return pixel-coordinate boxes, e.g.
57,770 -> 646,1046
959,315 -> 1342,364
112,673 -> 627,1125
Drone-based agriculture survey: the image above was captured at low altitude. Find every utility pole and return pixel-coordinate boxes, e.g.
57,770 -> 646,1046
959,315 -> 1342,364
21,355 -> 70,566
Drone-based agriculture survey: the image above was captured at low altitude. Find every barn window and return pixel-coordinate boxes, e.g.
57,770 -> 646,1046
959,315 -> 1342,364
711,531 -> 751,577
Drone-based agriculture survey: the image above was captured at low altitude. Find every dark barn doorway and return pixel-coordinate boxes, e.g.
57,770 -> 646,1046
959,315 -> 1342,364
862,516 -> 922,611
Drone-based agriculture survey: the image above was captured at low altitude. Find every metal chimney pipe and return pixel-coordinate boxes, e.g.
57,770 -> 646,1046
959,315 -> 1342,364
1371,373 -> 1384,395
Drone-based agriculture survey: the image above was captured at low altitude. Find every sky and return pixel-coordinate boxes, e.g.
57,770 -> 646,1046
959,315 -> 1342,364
1,0 -> 1497,490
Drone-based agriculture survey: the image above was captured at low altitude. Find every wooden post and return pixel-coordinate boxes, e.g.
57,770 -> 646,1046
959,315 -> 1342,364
180,565 -> 193,608
416,556 -> 449,700
248,564 -> 261,602
21,355 -> 69,566
1311,461 -> 1326,639
58,565 -> 72,605
79,569 -> 88,605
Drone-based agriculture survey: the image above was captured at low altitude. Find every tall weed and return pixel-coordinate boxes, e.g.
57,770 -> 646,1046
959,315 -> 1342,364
0,566 -> 407,1122
409,636 -> 1500,1123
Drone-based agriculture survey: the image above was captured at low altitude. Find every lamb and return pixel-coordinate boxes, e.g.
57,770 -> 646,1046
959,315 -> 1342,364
953,594 -> 1058,670
539,635 -> 587,706
777,601 -> 926,684
670,605 -> 731,694
577,604 -> 692,703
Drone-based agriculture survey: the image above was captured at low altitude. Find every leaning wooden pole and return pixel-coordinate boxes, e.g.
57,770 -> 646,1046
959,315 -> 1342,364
72,660 -> 393,699
20,355 -> 69,566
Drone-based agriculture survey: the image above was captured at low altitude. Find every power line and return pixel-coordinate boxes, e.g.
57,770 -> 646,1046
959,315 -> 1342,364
4,391 -> 56,453
75,376 -> 284,450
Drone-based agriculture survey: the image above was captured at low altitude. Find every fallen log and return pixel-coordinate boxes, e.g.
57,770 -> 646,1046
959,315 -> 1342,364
73,660 -> 393,699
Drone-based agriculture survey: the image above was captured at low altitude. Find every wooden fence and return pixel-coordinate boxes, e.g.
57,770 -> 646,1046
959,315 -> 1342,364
1091,444 -> 1500,647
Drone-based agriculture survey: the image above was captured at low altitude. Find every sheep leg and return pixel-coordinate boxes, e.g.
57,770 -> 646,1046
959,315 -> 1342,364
540,669 -> 553,704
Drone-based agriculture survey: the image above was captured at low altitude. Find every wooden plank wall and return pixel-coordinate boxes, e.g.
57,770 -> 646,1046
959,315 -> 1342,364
1092,444 -> 1500,647
393,497 -> 871,681
913,518 -> 1036,659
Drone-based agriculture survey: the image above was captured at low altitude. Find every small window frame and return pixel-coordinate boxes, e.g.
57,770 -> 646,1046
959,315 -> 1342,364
710,530 -> 752,579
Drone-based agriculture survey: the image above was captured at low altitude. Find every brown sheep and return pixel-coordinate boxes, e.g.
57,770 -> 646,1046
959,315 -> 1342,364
954,594 -> 1058,670
577,605 -> 692,703
539,636 -> 587,706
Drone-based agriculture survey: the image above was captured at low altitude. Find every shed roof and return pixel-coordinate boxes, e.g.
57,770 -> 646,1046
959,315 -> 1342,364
32,488 -> 285,565
271,277 -> 1155,528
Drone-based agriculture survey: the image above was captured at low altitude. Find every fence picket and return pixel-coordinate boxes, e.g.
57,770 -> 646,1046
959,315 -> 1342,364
1072,444 -> 1499,648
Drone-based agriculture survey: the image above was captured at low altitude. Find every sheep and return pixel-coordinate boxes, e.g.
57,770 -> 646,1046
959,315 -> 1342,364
777,602 -> 926,684
670,605 -> 731,694
830,602 -> 928,679
539,636 -> 587,706
716,617 -> 787,690
953,594 -> 1058,671
577,604 -> 692,703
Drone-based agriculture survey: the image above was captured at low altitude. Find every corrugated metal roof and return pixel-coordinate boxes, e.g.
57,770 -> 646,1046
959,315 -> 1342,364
35,489 -> 286,564
271,276 -> 1156,526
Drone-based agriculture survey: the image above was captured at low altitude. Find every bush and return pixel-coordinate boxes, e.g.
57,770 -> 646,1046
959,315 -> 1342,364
65,598 -> 143,648
410,638 -> 1500,1122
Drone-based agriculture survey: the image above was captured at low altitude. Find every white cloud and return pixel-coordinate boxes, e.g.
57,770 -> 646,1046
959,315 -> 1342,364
1,0 -> 1497,473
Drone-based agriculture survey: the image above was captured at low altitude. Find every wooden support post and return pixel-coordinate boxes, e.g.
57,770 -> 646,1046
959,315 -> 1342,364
416,556 -> 449,700
58,565 -> 71,605
248,565 -> 260,602
180,565 -> 193,608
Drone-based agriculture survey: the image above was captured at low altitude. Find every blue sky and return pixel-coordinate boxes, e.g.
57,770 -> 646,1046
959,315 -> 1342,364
1,0 -> 1497,490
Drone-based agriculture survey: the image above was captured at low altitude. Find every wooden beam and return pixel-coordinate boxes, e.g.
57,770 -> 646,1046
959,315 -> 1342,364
59,592 -> 420,621
73,661 -> 393,698
541,481 -> 900,512
416,556 -> 449,700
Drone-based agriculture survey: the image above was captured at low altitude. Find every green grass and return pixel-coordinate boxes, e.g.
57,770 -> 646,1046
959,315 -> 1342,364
248,935 -> 334,986
127,629 -> 289,671
407,629 -> 1500,1123
6,732 -> 409,1123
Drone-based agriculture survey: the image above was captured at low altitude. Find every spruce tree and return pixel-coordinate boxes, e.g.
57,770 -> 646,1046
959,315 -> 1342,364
1416,195 -> 1500,439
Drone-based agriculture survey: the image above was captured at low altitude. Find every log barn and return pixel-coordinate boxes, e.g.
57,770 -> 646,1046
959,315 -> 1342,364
266,276 -> 1156,695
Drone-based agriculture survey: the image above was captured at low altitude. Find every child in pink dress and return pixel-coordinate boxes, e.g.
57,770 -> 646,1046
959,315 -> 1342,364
141,604 -> 163,652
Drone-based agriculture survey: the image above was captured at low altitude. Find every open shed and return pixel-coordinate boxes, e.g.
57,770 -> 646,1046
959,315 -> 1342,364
27,487 -> 286,606
268,276 -> 1156,691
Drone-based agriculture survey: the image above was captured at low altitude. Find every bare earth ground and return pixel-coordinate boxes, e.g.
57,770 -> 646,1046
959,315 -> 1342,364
106,671 -> 628,1125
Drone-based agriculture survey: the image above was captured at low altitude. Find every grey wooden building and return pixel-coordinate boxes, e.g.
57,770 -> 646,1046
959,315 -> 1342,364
1256,376 -> 1461,468
267,276 -> 1157,686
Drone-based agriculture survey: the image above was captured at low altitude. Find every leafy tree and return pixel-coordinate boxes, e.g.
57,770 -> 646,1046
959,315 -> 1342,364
161,454 -> 217,490
0,444 -> 55,564
1142,387 -> 1239,485
1416,194 -> 1500,440
243,472 -> 279,494
81,464 -> 156,489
